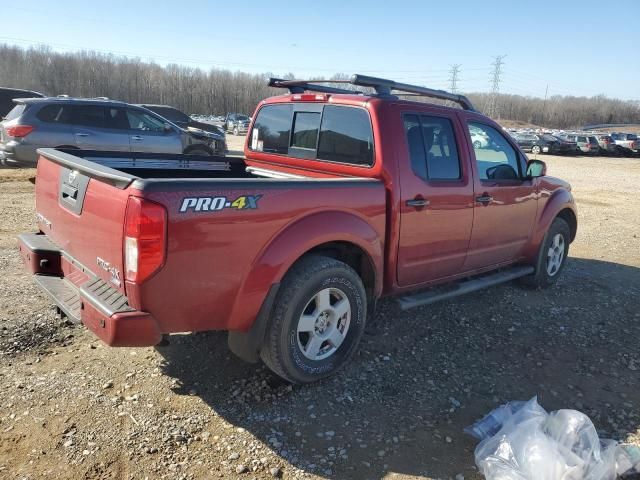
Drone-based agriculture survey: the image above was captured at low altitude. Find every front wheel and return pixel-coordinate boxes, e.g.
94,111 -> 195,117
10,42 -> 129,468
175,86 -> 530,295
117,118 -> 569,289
260,255 -> 367,384
233,126 -> 239,136
521,217 -> 570,288
531,145 -> 541,155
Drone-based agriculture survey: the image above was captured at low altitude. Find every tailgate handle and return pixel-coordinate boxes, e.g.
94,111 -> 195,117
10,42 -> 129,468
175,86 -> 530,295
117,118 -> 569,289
61,183 -> 78,200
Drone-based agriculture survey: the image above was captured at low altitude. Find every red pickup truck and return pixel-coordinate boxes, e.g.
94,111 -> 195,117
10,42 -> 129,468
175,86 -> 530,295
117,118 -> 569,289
18,75 -> 577,383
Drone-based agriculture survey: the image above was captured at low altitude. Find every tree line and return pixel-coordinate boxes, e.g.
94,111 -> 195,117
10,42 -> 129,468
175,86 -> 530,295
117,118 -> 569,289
1,44 -> 638,129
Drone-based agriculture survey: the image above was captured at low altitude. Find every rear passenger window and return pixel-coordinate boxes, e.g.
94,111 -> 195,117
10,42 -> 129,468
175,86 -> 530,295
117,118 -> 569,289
403,114 -> 461,180
250,104 -> 292,154
36,105 -> 70,123
317,106 -> 373,166
291,112 -> 320,150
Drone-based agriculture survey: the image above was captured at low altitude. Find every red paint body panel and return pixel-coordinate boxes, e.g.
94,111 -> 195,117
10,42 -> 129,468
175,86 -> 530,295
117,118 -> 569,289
22,92 -> 576,347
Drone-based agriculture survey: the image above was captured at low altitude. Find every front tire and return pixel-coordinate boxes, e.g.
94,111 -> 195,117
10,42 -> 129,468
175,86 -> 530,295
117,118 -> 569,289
260,255 -> 367,384
233,126 -> 239,136
531,145 -> 541,155
521,217 -> 570,288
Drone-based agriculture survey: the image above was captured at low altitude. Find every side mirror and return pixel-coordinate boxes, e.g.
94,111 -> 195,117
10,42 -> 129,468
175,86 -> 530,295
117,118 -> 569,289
526,159 -> 546,178
163,123 -> 173,133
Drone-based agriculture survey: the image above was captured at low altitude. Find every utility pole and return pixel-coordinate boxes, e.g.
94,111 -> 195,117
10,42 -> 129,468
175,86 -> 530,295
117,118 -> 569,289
486,55 -> 506,118
541,84 -> 549,126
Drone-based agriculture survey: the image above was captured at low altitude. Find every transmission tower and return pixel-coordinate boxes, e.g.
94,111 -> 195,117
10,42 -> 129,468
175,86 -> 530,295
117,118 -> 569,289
449,64 -> 461,94
486,55 -> 506,118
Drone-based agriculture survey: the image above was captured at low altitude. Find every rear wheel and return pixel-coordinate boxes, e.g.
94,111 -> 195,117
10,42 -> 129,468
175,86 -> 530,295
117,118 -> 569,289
531,145 -> 541,155
260,255 -> 367,384
233,126 -> 239,136
473,140 -> 482,149
521,217 -> 570,288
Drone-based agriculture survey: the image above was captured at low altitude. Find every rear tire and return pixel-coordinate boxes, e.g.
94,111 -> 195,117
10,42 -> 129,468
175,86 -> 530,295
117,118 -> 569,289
520,217 -> 570,288
260,255 -> 367,384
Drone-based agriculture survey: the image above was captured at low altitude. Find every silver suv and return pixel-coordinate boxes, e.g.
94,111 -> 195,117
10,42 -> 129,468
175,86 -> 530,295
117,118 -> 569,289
0,97 -> 226,167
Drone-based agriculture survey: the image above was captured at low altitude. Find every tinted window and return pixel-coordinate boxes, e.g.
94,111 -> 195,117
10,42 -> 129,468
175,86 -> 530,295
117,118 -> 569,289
250,104 -> 292,154
291,112 -> 320,149
317,106 -> 373,166
404,114 -> 461,180
4,104 -> 26,122
468,122 -> 520,180
36,104 -> 71,123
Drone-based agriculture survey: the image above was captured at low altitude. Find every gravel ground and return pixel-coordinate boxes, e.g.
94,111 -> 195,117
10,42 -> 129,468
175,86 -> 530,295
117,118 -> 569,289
0,147 -> 639,480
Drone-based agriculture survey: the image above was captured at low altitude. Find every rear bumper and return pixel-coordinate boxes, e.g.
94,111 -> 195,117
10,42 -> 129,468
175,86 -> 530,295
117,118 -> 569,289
18,232 -> 162,347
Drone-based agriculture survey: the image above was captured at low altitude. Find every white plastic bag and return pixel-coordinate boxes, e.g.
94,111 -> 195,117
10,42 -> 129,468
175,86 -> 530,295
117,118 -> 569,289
467,397 -> 632,480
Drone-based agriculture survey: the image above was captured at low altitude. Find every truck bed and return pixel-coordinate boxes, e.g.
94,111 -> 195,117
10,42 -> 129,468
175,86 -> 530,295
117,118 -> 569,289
24,148 -> 386,344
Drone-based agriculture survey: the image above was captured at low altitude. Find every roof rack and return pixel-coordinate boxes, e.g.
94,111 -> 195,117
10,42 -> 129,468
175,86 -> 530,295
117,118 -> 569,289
268,74 -> 475,111
268,78 -> 361,95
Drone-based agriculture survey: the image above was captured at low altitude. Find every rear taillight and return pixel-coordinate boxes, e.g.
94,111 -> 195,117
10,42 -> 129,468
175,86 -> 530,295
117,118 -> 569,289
124,197 -> 167,283
5,124 -> 34,138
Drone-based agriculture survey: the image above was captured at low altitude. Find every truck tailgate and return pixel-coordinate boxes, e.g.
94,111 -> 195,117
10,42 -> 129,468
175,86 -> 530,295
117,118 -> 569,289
33,150 -> 132,292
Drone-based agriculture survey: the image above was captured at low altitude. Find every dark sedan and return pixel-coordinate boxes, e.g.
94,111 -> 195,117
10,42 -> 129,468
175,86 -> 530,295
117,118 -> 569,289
514,133 -> 576,155
0,87 -> 44,118
137,104 -> 226,137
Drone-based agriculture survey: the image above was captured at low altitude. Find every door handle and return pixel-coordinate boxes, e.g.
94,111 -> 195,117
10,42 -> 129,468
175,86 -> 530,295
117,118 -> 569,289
61,183 -> 78,200
476,194 -> 493,205
131,135 -> 143,141
75,132 -> 90,137
406,198 -> 430,208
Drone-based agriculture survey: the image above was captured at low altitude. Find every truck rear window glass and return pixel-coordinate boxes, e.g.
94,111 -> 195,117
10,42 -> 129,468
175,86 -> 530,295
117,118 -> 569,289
251,104 -> 292,154
403,114 -> 460,180
291,112 -> 320,149
317,106 -> 373,166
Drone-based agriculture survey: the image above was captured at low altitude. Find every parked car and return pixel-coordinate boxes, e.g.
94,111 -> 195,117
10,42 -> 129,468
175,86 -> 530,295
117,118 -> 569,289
610,132 -> 640,155
0,97 -> 226,167
470,129 -> 490,148
224,113 -> 250,135
561,134 -> 599,155
0,87 -> 44,119
514,134 -> 576,155
137,104 -> 226,137
594,134 -> 619,155
18,74 -> 576,384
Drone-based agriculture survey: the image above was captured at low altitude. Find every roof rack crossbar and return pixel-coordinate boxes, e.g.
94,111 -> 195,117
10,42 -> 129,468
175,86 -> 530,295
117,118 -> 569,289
268,78 -> 361,95
350,74 -> 475,111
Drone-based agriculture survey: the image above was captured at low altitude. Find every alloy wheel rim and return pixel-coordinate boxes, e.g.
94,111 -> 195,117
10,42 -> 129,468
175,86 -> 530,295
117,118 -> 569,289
546,233 -> 565,276
296,288 -> 351,361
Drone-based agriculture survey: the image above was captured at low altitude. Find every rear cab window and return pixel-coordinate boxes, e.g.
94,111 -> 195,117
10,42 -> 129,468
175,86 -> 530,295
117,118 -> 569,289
249,103 -> 374,167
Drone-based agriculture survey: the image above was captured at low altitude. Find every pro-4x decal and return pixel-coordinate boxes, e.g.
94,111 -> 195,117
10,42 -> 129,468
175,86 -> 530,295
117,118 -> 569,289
179,195 -> 262,213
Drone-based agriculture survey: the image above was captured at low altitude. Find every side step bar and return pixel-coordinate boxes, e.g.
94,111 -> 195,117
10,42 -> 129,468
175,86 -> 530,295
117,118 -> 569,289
397,265 -> 534,310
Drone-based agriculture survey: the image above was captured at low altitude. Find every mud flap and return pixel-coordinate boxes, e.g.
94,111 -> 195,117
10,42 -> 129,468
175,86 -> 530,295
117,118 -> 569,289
227,283 -> 280,363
